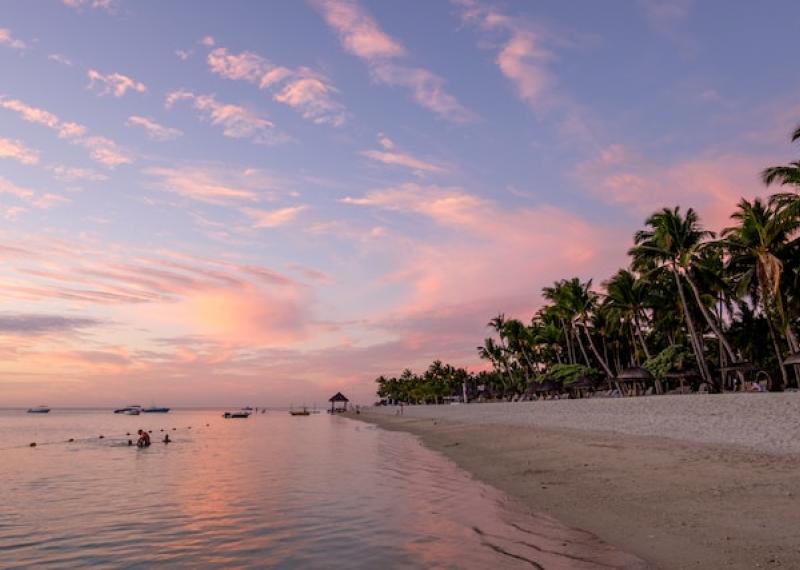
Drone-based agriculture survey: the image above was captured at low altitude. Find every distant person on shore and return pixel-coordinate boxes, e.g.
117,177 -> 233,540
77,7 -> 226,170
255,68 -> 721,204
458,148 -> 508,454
136,429 -> 151,447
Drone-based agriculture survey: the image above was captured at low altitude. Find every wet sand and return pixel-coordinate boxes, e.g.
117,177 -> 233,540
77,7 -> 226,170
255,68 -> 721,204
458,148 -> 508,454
351,394 -> 800,569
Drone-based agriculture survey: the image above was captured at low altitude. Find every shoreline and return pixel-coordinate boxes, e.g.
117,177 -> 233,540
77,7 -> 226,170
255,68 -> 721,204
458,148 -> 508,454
349,395 -> 800,569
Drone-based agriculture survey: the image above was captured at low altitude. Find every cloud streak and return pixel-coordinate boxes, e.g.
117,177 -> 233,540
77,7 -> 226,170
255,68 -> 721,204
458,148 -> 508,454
0,137 -> 39,165
207,46 -> 347,126
0,95 -> 132,166
126,115 -> 182,140
312,0 -> 475,123
165,89 -> 281,143
87,69 -> 147,97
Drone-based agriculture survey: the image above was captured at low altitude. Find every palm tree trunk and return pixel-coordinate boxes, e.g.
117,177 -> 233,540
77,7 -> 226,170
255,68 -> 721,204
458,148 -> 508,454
561,319 -> 575,364
634,312 -> 652,359
684,272 -> 737,363
673,269 -> 713,386
786,325 -> 800,386
573,322 -> 591,367
581,322 -> 614,378
766,315 -> 789,389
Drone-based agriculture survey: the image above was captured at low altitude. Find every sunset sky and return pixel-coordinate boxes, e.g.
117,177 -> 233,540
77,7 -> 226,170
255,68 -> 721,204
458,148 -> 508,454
1,0 -> 798,406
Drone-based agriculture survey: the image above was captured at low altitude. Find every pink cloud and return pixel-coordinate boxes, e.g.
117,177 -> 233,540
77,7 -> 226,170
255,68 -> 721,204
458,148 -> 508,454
243,205 -> 308,228
576,144 -> 771,229
0,137 -> 39,165
206,46 -> 346,126
311,0 -> 405,59
126,115 -> 182,140
455,0 -> 553,110
0,28 -> 26,51
144,165 -> 280,205
360,145 -> 446,175
62,0 -> 115,12
165,89 -> 279,143
87,69 -> 147,97
0,95 -> 132,166
312,0 -> 474,123
344,183 -> 627,315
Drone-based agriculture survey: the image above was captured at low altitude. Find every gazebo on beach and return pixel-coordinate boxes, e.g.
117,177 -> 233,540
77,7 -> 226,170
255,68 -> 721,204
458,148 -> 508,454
328,392 -> 349,413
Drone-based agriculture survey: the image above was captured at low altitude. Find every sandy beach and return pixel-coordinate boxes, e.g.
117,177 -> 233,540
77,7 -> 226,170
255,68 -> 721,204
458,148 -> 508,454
352,394 -> 800,569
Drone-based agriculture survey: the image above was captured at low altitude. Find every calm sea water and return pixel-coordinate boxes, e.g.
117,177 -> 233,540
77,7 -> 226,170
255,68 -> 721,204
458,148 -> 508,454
0,410 -> 645,569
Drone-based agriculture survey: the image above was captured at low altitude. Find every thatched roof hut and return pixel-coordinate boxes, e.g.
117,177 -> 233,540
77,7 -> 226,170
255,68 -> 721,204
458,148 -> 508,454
328,392 -> 349,413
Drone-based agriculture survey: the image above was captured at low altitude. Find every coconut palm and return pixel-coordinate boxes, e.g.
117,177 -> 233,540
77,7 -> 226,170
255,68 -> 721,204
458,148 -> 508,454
603,268 -> 652,360
722,198 -> 800,385
629,207 -> 716,385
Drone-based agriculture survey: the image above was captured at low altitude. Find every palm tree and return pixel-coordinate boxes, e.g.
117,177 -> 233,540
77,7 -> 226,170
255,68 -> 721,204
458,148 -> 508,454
722,198 -> 800,386
762,125 -> 800,188
629,207 -> 716,386
603,268 -> 652,360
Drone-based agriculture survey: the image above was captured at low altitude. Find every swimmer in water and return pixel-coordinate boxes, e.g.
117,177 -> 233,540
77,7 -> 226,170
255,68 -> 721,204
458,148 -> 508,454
163,434 -> 171,444
136,429 -> 151,447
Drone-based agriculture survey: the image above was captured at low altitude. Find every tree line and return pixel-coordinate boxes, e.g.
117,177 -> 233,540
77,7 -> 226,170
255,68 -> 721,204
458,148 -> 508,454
376,126 -> 800,403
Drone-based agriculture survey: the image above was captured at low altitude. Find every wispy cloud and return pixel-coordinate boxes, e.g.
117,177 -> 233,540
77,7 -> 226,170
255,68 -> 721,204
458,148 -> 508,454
360,135 -> 446,175
243,205 -> 308,228
126,115 -> 182,140
62,0 -> 116,12
87,69 -> 147,97
145,165 -> 280,205
0,176 -> 69,211
0,313 -> 102,335
454,0 -> 553,110
165,89 -> 281,144
48,53 -> 73,66
49,165 -> 108,182
0,95 -> 132,166
311,0 -> 475,123
207,45 -> 347,126
0,28 -> 26,51
0,137 -> 39,165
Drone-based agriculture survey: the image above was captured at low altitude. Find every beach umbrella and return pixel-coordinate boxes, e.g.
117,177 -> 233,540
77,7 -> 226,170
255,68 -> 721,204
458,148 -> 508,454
535,378 -> 561,393
569,375 -> 596,390
616,367 -> 653,381
783,352 -> 800,366
721,361 -> 758,373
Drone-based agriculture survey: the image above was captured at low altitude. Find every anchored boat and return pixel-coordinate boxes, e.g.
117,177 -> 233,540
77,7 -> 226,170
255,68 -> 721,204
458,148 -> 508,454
27,405 -> 51,414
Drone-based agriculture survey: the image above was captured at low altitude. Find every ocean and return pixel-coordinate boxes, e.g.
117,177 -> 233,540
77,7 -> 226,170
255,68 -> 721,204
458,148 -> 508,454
0,409 -> 643,568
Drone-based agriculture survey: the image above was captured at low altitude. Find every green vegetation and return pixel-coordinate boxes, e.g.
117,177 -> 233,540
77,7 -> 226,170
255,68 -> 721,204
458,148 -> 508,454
376,126 -> 800,403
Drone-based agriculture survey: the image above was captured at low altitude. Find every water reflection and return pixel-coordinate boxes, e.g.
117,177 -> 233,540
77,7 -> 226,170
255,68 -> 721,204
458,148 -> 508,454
0,410 -> 646,568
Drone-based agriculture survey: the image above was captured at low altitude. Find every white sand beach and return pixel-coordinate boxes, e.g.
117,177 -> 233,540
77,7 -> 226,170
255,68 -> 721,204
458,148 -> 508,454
353,393 -> 800,569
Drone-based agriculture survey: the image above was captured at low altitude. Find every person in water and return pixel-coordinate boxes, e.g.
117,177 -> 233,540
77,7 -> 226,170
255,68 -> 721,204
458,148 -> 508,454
163,434 -> 171,444
136,429 -> 151,447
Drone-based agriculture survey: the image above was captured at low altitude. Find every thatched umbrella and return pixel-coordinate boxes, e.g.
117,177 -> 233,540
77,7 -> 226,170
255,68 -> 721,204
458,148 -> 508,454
664,368 -> 697,393
720,361 -> 758,391
535,378 -> 562,397
616,367 -> 653,396
568,375 -> 596,399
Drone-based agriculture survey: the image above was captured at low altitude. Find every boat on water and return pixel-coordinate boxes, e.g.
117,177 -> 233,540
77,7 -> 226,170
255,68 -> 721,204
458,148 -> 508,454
142,406 -> 170,413
289,406 -> 310,416
27,405 -> 51,414
223,410 -> 251,418
114,405 -> 142,415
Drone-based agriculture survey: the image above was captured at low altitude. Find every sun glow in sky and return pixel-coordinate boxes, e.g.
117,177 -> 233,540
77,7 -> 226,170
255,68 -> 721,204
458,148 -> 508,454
0,0 -> 798,406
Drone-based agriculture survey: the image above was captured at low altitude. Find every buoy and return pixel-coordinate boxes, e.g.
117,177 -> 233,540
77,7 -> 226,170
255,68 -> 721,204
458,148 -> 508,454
68,438 -> 74,442
172,427 -> 176,431
30,442 -> 36,447
148,430 -> 152,433
126,432 -> 130,436
159,429 -> 164,432
99,435 -> 104,439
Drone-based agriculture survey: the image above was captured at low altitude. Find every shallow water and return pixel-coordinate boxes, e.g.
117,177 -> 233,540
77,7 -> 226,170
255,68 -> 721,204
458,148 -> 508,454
0,410 -> 646,568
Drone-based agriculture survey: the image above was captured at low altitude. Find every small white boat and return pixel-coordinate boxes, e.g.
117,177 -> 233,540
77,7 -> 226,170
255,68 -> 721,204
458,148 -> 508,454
114,405 -> 142,415
27,405 -> 51,414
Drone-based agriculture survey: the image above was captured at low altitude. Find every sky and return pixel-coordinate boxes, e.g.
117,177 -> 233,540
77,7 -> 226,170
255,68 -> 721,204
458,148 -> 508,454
0,0 -> 798,407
